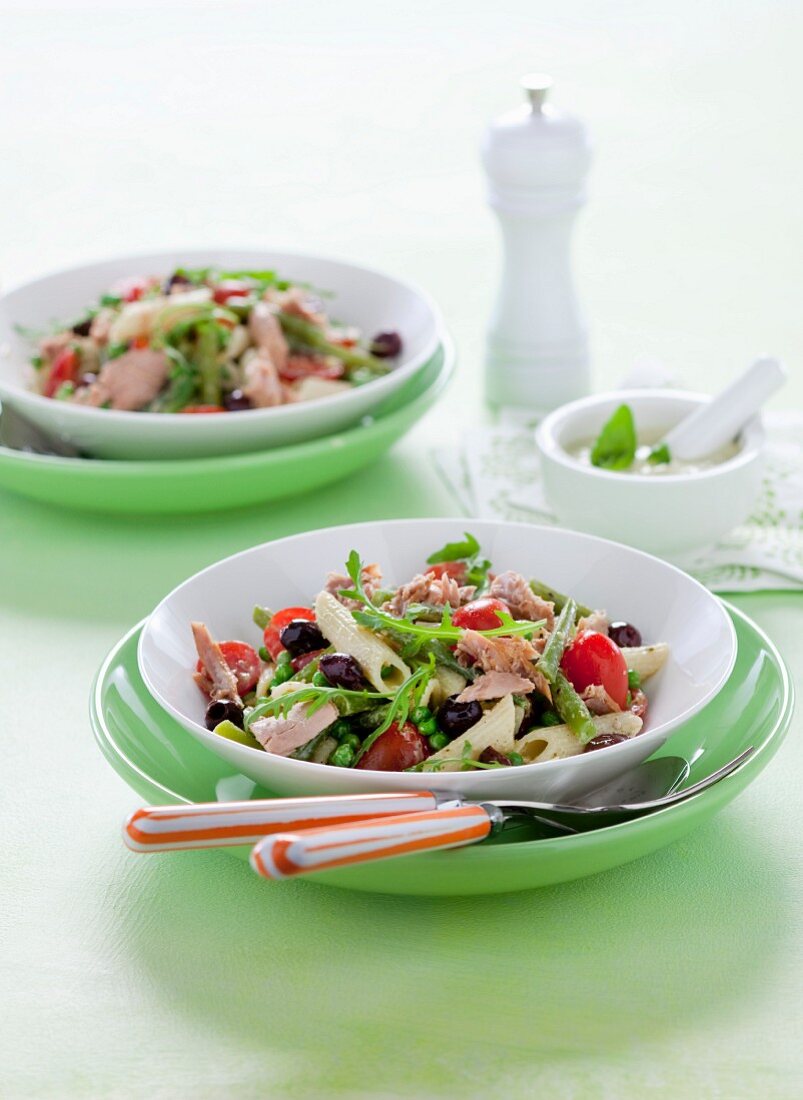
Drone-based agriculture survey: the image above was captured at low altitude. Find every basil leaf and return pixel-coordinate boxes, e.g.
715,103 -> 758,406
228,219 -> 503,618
426,532 -> 480,565
647,443 -> 671,466
590,404 -> 637,470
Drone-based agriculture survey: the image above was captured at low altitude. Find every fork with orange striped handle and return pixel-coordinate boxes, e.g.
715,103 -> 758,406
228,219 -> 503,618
249,804 -> 505,879
122,791 -> 442,853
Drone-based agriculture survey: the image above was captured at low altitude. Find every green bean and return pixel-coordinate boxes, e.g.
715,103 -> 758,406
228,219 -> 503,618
553,672 -> 597,743
529,580 -> 592,620
196,323 -> 222,405
537,598 -> 576,685
276,312 -> 389,376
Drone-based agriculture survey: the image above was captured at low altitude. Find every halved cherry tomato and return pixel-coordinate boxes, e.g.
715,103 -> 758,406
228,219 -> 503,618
179,405 -> 227,414
213,282 -> 251,304
426,561 -> 467,582
560,631 -> 628,710
44,346 -> 81,398
452,597 -> 509,632
263,606 -> 315,660
279,355 -> 345,382
196,640 -> 260,695
112,275 -> 154,303
355,721 -> 429,771
131,335 -> 150,350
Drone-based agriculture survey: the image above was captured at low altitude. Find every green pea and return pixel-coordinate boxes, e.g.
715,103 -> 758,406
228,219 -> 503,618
628,669 -> 641,690
508,751 -> 524,766
332,719 -> 353,741
341,732 -> 362,752
540,710 -> 561,727
428,732 -> 449,752
330,743 -> 355,768
272,651 -> 294,686
411,706 -> 434,725
418,716 -> 438,736
312,670 -> 330,687
258,645 -> 271,662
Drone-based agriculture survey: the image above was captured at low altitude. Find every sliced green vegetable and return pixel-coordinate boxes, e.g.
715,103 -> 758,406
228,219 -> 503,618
536,598 -> 576,684
553,672 -> 597,743
252,605 -> 272,630
213,719 -> 262,750
590,404 -> 637,470
529,579 -> 592,620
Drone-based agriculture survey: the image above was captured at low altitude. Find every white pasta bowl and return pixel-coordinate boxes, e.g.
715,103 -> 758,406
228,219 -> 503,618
0,248 -> 442,460
137,519 -> 737,804
535,390 -> 766,558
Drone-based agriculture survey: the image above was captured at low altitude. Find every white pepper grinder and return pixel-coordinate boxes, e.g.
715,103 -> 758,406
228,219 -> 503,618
482,74 -> 592,411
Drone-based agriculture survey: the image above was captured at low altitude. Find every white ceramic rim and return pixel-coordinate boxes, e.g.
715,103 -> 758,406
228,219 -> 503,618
0,245 -> 443,425
137,518 -> 738,782
535,389 -> 766,484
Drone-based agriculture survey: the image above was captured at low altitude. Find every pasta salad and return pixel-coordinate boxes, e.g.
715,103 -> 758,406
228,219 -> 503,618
28,267 -> 399,413
190,534 -> 669,772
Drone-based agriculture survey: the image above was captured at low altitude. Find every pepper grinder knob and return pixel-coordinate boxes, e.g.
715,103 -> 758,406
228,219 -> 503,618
481,75 -> 592,412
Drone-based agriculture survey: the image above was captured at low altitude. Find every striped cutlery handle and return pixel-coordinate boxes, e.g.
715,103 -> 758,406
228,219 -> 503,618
123,791 -> 439,852
250,805 -> 493,880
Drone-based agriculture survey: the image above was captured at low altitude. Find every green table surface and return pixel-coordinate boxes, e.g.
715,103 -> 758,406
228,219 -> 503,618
1,2 -> 802,1097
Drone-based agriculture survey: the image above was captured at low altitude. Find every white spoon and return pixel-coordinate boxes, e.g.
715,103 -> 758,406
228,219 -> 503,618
661,355 -> 787,462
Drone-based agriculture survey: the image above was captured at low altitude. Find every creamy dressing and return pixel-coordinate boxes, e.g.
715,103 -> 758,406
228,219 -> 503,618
571,438 -> 741,476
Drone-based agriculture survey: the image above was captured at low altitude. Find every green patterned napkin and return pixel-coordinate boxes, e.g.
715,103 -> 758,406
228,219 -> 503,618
431,411 -> 803,593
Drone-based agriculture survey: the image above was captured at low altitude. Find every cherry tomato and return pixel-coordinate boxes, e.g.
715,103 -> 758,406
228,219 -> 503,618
560,631 -> 628,710
213,281 -> 251,304
426,561 -> 467,582
131,335 -> 150,350
179,405 -> 227,414
196,640 -> 260,695
278,355 -> 345,382
452,597 -> 509,632
355,721 -> 429,771
112,275 -> 154,303
263,606 -> 315,661
44,346 -> 81,397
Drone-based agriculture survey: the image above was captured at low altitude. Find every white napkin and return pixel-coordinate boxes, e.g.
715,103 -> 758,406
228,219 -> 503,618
431,409 -> 803,594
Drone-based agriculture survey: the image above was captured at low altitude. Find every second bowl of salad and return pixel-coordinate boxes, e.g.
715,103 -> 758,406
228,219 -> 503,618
138,519 -> 736,803
0,249 -> 442,459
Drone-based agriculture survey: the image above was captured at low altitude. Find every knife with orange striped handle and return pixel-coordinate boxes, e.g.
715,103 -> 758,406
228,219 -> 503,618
249,803 -> 507,879
123,791 -> 442,853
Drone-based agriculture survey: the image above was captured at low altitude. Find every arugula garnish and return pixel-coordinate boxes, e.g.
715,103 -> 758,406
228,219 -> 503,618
341,550 -> 543,644
407,740 -> 507,772
245,683 -> 390,727
353,661 -> 434,764
426,532 -> 491,589
590,404 -> 637,470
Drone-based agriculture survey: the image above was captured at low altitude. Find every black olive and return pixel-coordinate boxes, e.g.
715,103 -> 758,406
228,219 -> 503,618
205,698 -> 244,731
319,652 -> 367,691
279,619 -> 327,656
608,622 -> 642,648
479,746 -> 512,766
437,696 -> 482,740
370,331 -> 403,358
224,389 -> 252,412
71,317 -> 93,336
164,271 -> 191,294
584,733 -> 627,753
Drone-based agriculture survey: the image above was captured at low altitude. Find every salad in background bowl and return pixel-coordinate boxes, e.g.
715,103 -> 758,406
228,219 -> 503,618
137,519 -> 736,804
0,249 -> 442,459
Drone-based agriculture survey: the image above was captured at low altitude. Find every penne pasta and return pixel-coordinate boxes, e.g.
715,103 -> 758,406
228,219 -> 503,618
428,694 -> 516,770
516,711 -> 642,763
620,643 -> 669,681
314,590 -> 411,691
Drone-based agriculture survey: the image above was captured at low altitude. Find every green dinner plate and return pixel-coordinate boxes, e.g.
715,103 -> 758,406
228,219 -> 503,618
92,604 -> 793,896
0,339 -> 453,514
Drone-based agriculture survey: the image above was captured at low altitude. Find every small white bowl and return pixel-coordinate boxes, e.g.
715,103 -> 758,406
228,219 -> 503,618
0,248 -> 442,460
137,518 -> 736,805
535,390 -> 765,558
